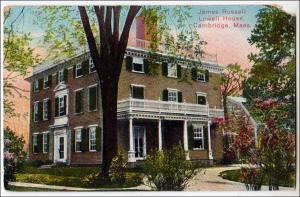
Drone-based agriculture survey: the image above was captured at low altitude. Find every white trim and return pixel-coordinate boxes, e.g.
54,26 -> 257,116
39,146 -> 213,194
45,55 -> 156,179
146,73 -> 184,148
130,84 -> 146,88
196,92 -> 207,96
88,124 -> 98,128
167,89 -> 179,102
75,63 -> 83,78
193,124 -> 205,150
87,83 -> 98,88
74,87 -> 84,92
74,126 -> 84,130
42,132 -> 49,154
167,63 -> 178,78
88,126 -> 97,152
132,56 -> 145,73
166,88 -> 179,91
74,128 -> 82,152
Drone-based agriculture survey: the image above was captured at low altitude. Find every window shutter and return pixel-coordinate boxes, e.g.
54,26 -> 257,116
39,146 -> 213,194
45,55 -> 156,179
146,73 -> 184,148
56,72 -> 59,84
82,60 -> 89,75
203,126 -> 208,150
178,91 -> 182,103
96,127 -> 101,151
126,56 -> 133,71
38,78 -> 43,90
63,95 -> 67,115
37,134 -> 43,153
89,86 -> 97,111
31,104 -> 34,121
64,69 -> 68,82
177,65 -> 182,78
81,129 -> 89,152
47,99 -> 51,119
55,97 -> 59,117
75,90 -> 83,113
162,89 -> 168,101
48,75 -> 52,88
38,102 -> 43,121
47,133 -> 50,153
71,130 -> 75,152
162,62 -> 168,76
205,69 -> 209,82
144,59 -> 149,74
73,65 -> 76,78
191,67 -> 197,81
188,125 -> 194,150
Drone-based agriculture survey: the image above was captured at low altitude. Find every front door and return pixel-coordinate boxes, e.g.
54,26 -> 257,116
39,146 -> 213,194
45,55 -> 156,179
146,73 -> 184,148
54,129 -> 67,163
134,126 -> 146,160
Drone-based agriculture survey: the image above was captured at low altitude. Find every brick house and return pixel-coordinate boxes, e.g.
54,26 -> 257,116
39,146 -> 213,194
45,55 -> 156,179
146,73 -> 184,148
26,19 -> 225,166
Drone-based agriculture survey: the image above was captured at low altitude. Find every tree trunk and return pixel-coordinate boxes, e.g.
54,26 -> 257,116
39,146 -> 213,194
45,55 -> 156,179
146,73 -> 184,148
223,95 -> 228,119
100,76 -> 119,178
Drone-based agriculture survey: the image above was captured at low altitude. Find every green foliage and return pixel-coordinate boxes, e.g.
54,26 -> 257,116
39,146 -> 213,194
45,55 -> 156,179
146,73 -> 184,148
143,144 -> 200,191
4,127 -> 27,188
109,149 -> 127,184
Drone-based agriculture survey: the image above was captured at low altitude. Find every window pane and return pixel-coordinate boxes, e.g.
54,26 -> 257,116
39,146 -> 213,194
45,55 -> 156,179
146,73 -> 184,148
168,64 -> 177,77
89,127 -> 96,151
132,86 -> 144,99
133,63 -> 143,72
168,91 -> 177,102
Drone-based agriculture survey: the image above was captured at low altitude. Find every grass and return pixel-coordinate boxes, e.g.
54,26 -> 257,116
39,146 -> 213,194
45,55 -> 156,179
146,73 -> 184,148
219,169 -> 295,188
14,165 -> 143,189
6,185 -> 69,192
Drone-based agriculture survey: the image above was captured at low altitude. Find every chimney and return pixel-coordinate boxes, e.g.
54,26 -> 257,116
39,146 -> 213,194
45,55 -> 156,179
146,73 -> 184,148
136,15 -> 157,41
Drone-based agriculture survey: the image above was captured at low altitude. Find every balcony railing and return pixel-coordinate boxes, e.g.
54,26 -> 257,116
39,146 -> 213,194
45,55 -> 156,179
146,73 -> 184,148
117,98 -> 224,117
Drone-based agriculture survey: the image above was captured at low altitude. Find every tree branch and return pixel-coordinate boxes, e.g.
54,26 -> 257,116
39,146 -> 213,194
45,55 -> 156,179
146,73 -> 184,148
105,6 -> 113,47
113,6 -> 121,48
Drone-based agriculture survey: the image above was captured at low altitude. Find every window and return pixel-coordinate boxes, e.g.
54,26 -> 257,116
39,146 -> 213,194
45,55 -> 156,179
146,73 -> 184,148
75,63 -> 83,78
168,90 -> 178,102
193,125 -> 204,150
34,81 -> 39,92
75,128 -> 82,152
132,57 -> 144,73
89,127 -> 96,151
131,85 -> 144,99
43,99 -> 49,120
43,133 -> 48,153
197,93 -> 207,105
197,72 -> 205,82
32,134 -> 38,153
59,96 -> 67,116
89,58 -> 96,73
58,70 -> 64,83
44,76 -> 49,89
34,102 -> 39,122
75,89 -> 83,114
167,64 -> 177,78
88,85 -> 98,111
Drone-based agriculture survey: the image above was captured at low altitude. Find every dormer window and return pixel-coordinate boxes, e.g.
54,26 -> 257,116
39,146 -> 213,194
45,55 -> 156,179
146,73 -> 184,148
132,57 -> 144,73
89,58 -> 96,73
167,64 -> 177,78
75,63 -> 83,78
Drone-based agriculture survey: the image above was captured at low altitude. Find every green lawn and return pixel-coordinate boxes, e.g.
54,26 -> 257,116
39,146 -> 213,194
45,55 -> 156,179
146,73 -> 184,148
14,166 -> 143,189
219,169 -> 295,188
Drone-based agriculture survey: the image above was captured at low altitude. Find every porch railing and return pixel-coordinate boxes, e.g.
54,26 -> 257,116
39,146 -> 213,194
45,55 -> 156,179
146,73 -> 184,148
117,97 -> 224,117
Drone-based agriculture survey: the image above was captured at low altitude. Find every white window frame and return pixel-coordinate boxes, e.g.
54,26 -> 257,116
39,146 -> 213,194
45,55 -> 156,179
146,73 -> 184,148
167,88 -> 178,102
33,101 -> 39,122
43,76 -> 49,89
34,81 -> 39,92
57,95 -> 68,116
193,125 -> 204,150
32,133 -> 38,153
89,57 -> 96,73
43,98 -> 49,120
196,92 -> 207,105
132,57 -> 144,73
197,72 -> 206,82
42,131 -> 49,153
75,127 -> 83,152
75,63 -> 83,78
58,69 -> 64,83
88,84 -> 98,112
88,126 -> 97,152
167,63 -> 177,78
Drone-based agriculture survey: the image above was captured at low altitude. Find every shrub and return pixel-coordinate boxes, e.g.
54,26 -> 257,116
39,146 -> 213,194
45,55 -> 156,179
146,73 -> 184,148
109,149 -> 127,184
143,144 -> 200,191
4,127 -> 26,188
241,167 -> 263,191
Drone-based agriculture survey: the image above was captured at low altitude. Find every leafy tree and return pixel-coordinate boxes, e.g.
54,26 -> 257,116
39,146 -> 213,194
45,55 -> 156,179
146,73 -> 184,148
37,5 -> 204,177
243,5 -> 296,131
3,7 -> 41,118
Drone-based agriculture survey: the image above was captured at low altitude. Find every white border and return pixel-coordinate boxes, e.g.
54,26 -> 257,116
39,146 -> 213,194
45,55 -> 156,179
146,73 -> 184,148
1,1 -> 299,197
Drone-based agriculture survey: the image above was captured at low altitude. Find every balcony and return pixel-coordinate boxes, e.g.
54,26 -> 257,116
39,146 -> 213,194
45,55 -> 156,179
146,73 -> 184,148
117,98 -> 224,118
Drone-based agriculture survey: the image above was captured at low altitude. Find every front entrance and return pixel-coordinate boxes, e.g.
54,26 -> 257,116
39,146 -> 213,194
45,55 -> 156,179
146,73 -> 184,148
133,126 -> 146,160
54,129 -> 67,163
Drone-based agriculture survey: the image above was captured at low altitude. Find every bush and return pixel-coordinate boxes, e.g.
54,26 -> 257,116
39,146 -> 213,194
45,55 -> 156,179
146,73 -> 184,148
143,144 -> 201,191
241,167 -> 263,191
109,149 -> 127,184
4,127 -> 26,188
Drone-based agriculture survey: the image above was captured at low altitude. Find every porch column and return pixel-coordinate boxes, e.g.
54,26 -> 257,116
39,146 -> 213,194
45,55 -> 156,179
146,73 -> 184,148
183,119 -> 190,160
128,116 -> 136,162
207,120 -> 213,160
158,118 -> 162,151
